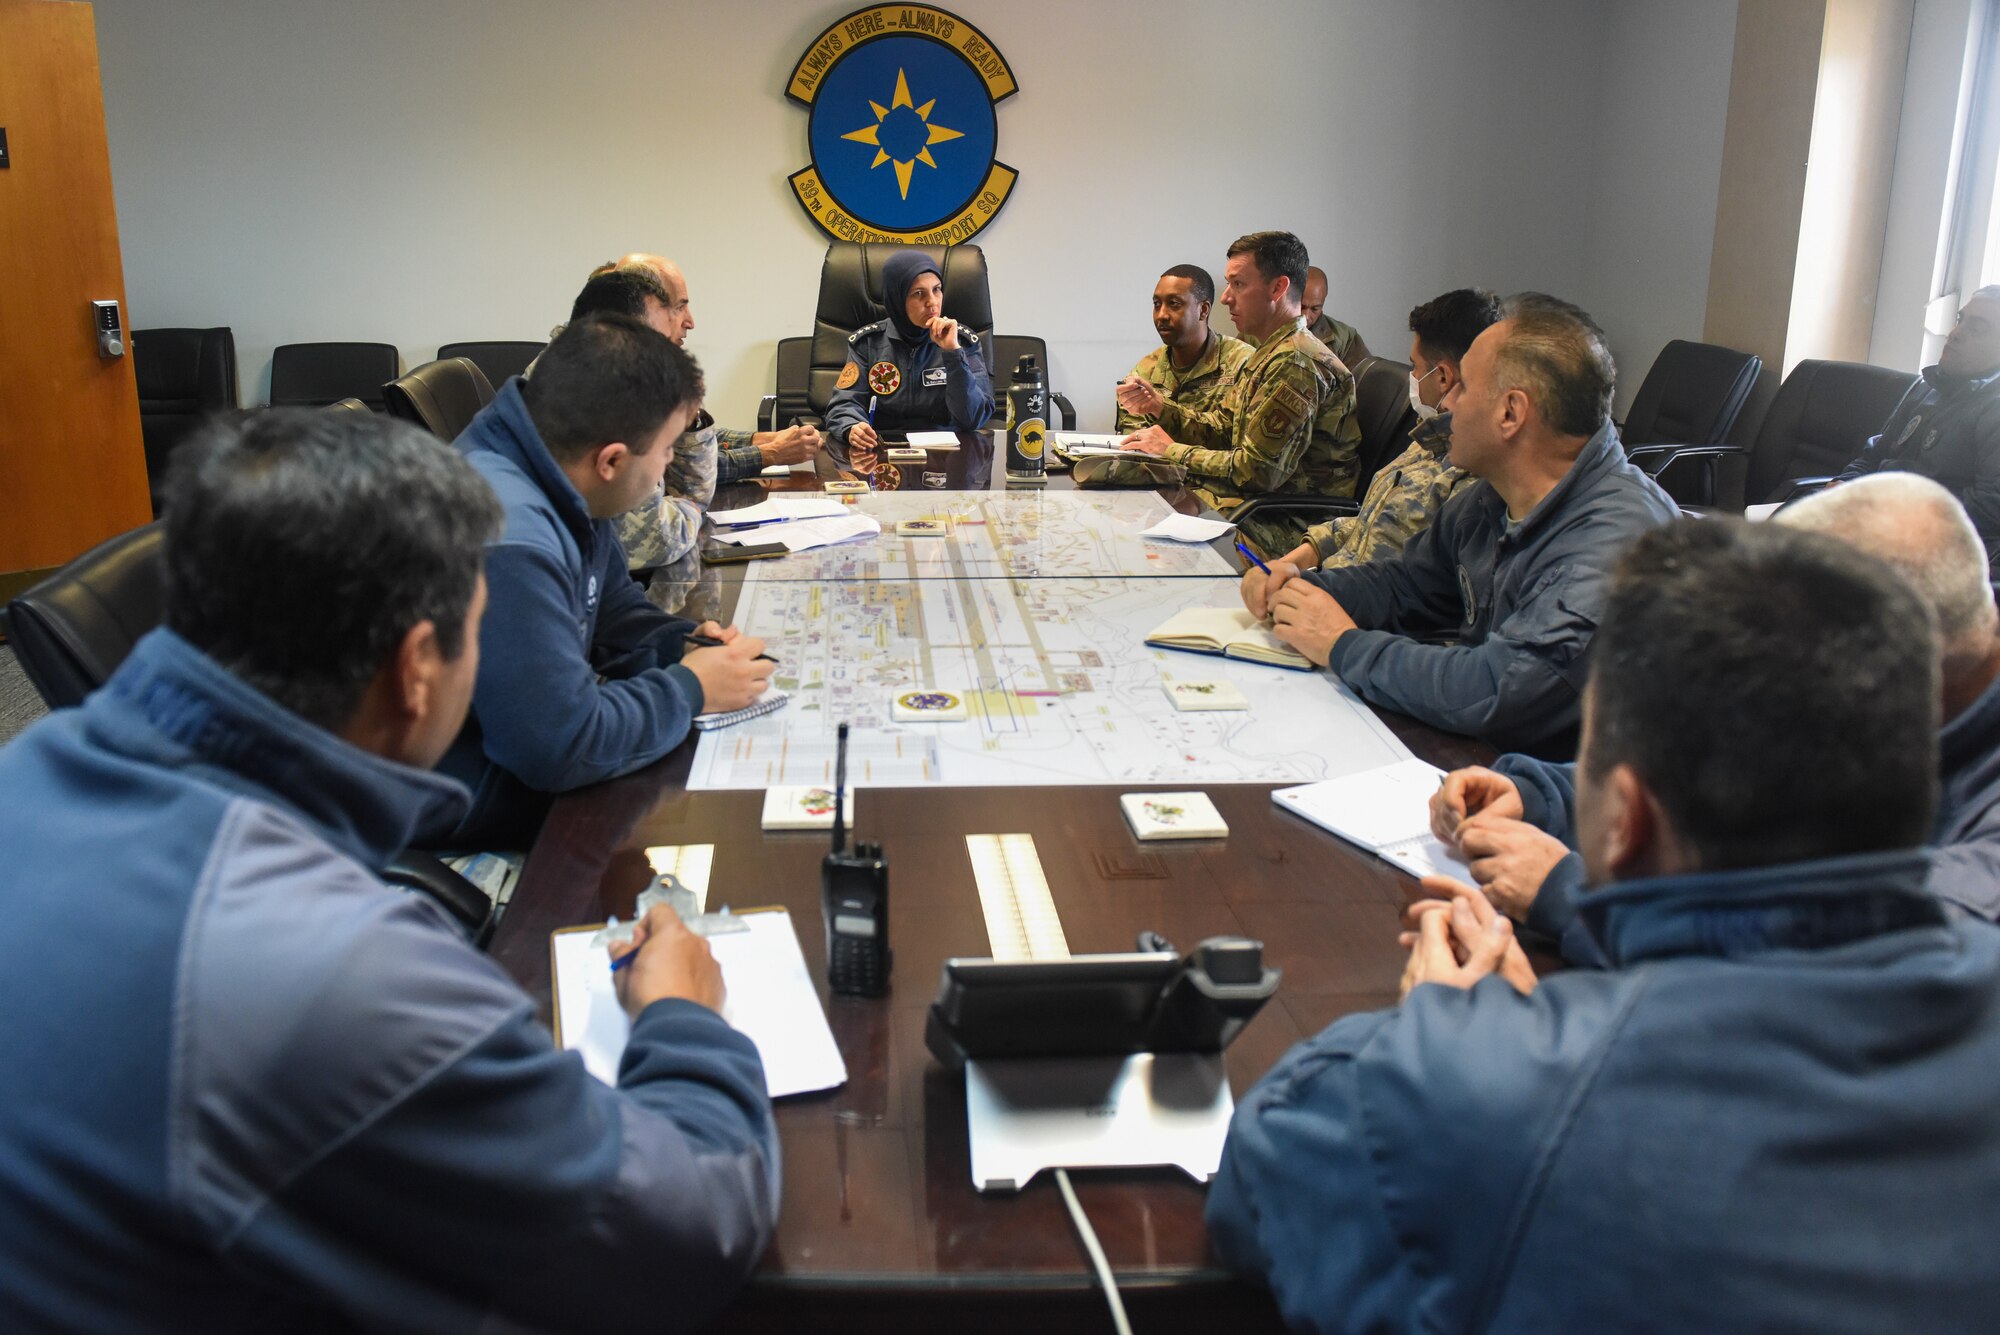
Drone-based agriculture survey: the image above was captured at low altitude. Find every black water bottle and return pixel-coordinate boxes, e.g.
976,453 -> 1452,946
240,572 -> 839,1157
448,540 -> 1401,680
1004,353 -> 1048,482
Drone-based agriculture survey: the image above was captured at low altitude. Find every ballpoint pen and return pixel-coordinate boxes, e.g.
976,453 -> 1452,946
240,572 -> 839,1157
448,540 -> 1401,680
686,632 -> 778,664
1235,541 -> 1272,574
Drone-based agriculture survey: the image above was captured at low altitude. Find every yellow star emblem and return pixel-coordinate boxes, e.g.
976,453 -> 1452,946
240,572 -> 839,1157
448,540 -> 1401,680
841,68 -> 965,200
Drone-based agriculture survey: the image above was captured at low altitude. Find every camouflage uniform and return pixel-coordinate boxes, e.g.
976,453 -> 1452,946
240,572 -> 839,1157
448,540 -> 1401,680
613,410 -> 727,571
1307,312 -> 1370,369
1115,331 -> 1254,435
1304,414 -> 1470,568
1155,315 -> 1362,554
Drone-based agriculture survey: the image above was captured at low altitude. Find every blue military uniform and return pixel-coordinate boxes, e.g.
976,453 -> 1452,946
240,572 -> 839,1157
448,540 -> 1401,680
822,319 -> 994,466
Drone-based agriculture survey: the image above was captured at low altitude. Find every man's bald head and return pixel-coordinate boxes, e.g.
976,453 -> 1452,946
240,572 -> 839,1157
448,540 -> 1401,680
1302,267 -> 1329,326
590,252 -> 694,343
1779,474 -> 1998,664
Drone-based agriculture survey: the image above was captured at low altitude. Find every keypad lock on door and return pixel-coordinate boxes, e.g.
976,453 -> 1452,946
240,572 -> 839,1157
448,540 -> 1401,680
92,300 -> 124,358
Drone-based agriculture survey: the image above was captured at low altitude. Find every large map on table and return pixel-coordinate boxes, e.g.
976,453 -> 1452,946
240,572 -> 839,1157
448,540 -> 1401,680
689,572 -> 1413,790
741,490 -> 1236,581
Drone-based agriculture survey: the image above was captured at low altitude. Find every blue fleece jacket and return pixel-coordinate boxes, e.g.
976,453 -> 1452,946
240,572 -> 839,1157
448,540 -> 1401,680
1209,849 -> 2000,1334
428,379 -> 705,847
1308,422 -> 1678,756
0,629 -> 778,1333
1494,670 -> 2000,962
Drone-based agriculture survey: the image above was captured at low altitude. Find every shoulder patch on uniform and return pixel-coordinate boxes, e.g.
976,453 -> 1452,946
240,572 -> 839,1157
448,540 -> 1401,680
1257,381 -> 1313,441
836,361 -> 861,390
849,320 -> 888,344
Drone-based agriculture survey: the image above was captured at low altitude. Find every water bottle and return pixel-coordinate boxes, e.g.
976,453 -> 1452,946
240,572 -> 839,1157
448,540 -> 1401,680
1004,354 -> 1048,482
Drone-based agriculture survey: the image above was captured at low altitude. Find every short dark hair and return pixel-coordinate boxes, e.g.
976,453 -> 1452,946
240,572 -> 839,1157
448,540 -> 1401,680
161,409 -> 502,731
1585,519 -> 1939,871
1226,232 -> 1309,299
1408,289 -> 1503,365
521,313 -> 703,463
569,268 -> 670,323
1160,264 -> 1215,306
1490,293 -> 1616,438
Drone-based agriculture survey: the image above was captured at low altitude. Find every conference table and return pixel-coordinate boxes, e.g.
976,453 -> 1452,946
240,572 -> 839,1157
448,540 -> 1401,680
489,435 -> 1496,1333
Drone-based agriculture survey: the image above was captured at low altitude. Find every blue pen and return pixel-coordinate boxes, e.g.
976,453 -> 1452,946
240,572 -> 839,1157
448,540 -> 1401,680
1236,540 -> 1272,574
610,947 -> 637,974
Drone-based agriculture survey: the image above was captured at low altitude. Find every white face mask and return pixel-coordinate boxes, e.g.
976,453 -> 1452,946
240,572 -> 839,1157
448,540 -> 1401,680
1408,366 -> 1441,420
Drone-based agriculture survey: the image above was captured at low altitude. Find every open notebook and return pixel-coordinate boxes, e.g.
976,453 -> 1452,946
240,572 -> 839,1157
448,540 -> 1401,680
1146,607 -> 1312,670
551,908 -> 847,1099
1271,759 -> 1474,881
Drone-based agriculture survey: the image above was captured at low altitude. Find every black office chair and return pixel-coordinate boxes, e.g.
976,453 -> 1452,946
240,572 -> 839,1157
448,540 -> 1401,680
269,341 -> 401,411
1628,358 -> 1920,509
383,358 -> 495,442
1,524 -> 497,947
133,327 -> 240,515
436,340 -> 543,389
1621,339 -> 1763,451
1227,354 -> 1421,541
759,336 -> 816,432
324,397 -> 374,417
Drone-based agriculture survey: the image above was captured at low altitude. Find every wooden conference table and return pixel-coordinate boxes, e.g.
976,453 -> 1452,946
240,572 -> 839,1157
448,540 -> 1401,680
488,437 -> 1495,1334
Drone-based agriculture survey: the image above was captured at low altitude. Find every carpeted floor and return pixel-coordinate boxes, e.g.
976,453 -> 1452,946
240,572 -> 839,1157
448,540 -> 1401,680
0,643 -> 49,747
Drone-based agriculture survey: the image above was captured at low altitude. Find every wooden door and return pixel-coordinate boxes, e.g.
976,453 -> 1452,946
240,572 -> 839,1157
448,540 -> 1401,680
0,0 -> 151,583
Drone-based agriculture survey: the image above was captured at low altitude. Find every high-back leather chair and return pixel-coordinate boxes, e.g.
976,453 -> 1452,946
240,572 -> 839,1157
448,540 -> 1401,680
985,334 -> 1077,431
133,327 -> 239,514
760,336 -> 816,431
1,522 -> 498,945
1622,339 -> 1762,450
804,242 -> 994,419
436,340 -> 544,390
269,341 -> 401,410
1349,355 -> 1421,496
383,358 -> 495,442
1627,358 -> 1921,508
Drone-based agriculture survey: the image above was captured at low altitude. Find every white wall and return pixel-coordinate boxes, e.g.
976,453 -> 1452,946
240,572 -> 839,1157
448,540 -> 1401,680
91,0 -> 1738,432
1580,0 -> 1738,411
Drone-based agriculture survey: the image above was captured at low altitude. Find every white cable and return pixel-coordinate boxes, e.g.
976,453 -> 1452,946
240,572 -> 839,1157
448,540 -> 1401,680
1054,1168 -> 1133,1335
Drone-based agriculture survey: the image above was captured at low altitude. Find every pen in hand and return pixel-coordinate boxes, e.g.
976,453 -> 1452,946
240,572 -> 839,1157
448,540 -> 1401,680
686,633 -> 778,665
1236,541 -> 1272,575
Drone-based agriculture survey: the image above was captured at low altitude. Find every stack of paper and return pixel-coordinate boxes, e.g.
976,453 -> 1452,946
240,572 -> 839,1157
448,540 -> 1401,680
710,497 -> 851,527
1143,513 -> 1235,543
1271,759 -> 1474,881
552,908 -> 847,1098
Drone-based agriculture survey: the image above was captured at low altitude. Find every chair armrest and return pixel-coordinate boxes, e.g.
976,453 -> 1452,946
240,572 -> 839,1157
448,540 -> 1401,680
1232,495 -> 1361,524
1051,392 -> 1076,432
1625,443 -> 1744,467
758,394 -> 777,434
384,849 -> 496,949
1772,475 -> 1837,504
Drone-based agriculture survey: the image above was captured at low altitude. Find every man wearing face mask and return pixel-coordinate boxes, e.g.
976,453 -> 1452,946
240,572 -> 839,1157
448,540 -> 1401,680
824,251 -> 995,473
1839,285 -> 2000,571
1243,290 -> 1499,608
1115,264 -> 1253,435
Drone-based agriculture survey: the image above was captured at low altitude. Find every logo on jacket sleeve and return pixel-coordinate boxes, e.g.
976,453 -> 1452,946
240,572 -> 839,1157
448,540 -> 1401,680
786,6 -> 1019,244
836,361 -> 861,390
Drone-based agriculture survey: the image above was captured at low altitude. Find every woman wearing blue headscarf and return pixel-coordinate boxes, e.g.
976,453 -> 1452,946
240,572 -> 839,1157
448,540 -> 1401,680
823,250 -> 995,472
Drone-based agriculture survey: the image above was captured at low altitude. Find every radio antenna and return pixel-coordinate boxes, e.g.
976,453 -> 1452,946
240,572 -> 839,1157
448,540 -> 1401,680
831,722 -> 849,855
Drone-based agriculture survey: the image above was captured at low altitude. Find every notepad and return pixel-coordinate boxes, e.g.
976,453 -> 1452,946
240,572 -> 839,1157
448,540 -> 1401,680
1271,760 -> 1474,881
1050,432 -> 1125,452
904,430 -> 961,450
1145,607 -> 1312,670
694,688 -> 790,731
709,497 -> 850,527
551,907 -> 847,1099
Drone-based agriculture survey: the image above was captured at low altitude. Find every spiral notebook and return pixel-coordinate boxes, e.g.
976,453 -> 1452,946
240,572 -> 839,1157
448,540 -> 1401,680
693,689 -> 790,731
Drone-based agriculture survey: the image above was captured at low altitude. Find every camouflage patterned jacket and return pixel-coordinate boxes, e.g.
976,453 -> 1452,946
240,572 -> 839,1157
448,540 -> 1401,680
613,411 -> 731,571
1115,332 -> 1253,435
1155,317 -> 1361,549
1307,415 -> 1469,568
1307,313 -> 1370,369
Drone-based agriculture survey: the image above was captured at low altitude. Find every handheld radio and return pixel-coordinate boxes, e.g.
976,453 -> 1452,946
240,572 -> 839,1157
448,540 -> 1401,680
822,723 -> 891,995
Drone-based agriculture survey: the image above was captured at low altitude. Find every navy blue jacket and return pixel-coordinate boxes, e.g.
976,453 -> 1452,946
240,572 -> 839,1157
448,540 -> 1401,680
1209,849 -> 2000,1334
1496,670 -> 2000,960
822,321 -> 994,465
1840,365 -> 2000,565
1308,423 -> 1677,755
0,629 -> 778,1332
429,380 -> 704,847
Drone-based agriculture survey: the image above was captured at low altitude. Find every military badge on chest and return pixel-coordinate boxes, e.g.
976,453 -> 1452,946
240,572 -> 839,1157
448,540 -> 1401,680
869,361 -> 902,396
